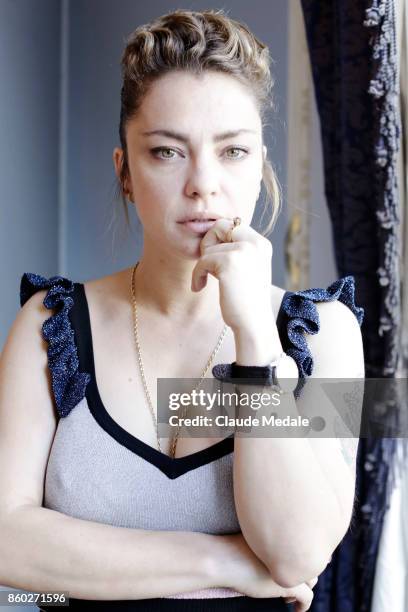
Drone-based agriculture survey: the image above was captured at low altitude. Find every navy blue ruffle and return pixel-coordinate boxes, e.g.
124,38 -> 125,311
281,275 -> 364,378
20,272 -> 91,418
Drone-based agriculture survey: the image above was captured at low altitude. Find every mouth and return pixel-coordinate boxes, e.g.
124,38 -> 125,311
178,219 -> 218,234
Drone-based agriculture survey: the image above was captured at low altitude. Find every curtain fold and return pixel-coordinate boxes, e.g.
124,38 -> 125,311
371,1 -> 408,609
299,1 -> 402,611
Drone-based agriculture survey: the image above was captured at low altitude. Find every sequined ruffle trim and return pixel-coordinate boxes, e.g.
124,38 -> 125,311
282,275 -> 365,378
20,272 -> 91,418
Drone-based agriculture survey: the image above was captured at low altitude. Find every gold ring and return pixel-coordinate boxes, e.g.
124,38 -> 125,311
226,216 -> 242,242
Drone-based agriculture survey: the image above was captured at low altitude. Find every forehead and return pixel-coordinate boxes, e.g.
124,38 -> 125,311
131,70 -> 262,135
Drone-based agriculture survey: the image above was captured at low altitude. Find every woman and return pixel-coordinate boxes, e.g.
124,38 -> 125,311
0,9 -> 365,612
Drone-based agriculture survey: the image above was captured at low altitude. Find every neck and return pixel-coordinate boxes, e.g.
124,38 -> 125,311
130,243 -> 222,325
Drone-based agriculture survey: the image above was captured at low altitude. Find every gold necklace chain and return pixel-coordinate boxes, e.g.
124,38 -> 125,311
130,262 -> 228,458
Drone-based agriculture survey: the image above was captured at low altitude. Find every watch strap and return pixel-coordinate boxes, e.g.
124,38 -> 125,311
212,361 -> 279,386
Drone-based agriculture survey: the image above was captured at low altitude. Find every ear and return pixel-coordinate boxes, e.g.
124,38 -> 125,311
113,147 -> 124,178
113,147 -> 132,194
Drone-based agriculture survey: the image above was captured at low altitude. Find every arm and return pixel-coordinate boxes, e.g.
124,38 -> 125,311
0,291 -> 228,599
232,299 -> 364,588
0,506 -> 319,603
0,505 -> 229,600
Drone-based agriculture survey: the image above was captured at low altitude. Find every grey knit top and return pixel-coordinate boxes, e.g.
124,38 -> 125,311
19,271 -> 364,608
42,281 -> 271,600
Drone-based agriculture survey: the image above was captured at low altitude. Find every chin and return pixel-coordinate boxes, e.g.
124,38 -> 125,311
164,237 -> 201,261
179,245 -> 202,261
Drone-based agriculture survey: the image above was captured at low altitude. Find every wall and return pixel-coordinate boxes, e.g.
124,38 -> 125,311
0,0 -> 61,347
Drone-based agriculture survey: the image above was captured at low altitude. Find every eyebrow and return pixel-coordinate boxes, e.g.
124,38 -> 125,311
141,129 -> 258,143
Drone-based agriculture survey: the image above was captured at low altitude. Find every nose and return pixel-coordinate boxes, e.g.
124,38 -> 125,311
185,157 -> 220,200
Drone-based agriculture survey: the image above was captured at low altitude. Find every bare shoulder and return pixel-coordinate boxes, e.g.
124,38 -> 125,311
0,288 -> 58,512
82,266 -> 131,321
2,285 -> 56,406
83,266 -> 130,294
306,299 -> 365,378
270,284 -> 287,318
313,298 -> 363,337
19,286 -> 49,319
7,287 -> 51,355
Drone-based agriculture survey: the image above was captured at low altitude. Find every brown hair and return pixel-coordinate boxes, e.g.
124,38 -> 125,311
114,9 -> 281,237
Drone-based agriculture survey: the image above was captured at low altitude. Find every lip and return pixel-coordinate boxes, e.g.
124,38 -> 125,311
179,220 -> 217,234
178,214 -> 221,222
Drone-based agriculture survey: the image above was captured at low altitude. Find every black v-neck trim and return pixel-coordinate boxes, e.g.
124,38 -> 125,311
69,282 -> 290,479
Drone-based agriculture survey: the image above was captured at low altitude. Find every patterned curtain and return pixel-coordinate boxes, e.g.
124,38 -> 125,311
371,1 -> 408,609
299,1 -> 402,611
395,0 -> 408,380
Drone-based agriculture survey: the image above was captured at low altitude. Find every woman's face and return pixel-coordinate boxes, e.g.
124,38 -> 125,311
114,70 -> 266,259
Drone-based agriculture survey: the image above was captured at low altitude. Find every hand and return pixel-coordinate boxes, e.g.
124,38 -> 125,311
283,577 -> 318,612
191,218 -> 273,334
221,533 -> 316,610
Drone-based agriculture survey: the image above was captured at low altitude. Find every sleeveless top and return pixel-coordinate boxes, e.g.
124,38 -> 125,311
19,272 -> 364,611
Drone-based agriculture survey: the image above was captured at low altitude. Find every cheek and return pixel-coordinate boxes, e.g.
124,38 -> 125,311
232,166 -> 262,205
131,165 -> 172,213
132,160 -> 182,198
131,180 -> 179,238
135,155 -> 181,179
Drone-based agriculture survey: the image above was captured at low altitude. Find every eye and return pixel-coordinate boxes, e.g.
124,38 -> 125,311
225,147 -> 249,160
151,147 -> 182,160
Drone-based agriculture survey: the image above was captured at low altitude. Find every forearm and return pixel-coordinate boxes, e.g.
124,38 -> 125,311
233,434 -> 341,585
233,326 -> 349,585
305,436 -> 357,522
0,505 -> 229,599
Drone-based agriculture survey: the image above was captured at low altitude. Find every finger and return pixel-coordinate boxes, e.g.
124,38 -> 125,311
288,585 -> 313,612
191,244 -> 249,291
199,218 -> 235,253
199,218 -> 261,255
191,252 -> 221,292
284,584 -> 314,612
199,242 -> 242,254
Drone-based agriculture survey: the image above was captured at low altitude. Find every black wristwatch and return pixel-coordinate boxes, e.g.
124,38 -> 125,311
212,351 -> 287,392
